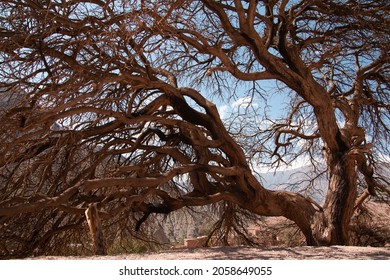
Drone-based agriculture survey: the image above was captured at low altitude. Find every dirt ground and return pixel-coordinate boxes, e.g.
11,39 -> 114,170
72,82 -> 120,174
25,202 -> 390,260
28,245 -> 390,260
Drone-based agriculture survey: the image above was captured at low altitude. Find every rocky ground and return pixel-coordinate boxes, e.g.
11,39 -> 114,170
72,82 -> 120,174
28,245 -> 390,260
24,201 -> 390,260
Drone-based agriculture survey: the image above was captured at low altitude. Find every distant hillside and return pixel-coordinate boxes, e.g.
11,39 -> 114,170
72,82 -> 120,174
258,162 -> 389,203
258,165 -> 328,203
0,87 -> 24,111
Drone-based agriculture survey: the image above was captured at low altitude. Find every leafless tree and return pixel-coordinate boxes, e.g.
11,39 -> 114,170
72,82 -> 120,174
0,0 -> 389,257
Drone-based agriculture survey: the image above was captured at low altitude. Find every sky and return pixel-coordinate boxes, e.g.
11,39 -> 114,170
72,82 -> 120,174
205,78 -> 290,121
201,78 -> 314,173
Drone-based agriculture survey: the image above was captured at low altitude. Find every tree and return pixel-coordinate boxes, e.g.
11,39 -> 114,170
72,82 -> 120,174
0,0 -> 389,257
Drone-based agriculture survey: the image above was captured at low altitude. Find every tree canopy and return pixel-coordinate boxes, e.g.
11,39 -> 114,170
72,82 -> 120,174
0,0 -> 389,258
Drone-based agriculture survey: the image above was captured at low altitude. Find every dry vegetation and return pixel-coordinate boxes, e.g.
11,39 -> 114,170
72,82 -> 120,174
19,200 -> 390,259
1,0 -> 389,259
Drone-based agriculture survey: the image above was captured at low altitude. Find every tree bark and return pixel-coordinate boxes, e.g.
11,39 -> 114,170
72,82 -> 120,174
85,203 -> 107,255
312,145 -> 357,245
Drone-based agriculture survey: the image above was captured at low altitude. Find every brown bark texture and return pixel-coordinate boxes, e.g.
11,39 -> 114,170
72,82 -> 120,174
85,203 -> 107,255
0,0 -> 389,257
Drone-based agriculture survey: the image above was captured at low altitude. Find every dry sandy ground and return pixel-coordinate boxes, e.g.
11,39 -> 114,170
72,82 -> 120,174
29,246 -> 390,260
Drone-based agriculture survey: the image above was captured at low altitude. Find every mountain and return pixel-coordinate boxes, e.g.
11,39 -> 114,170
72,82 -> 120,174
258,165 -> 328,203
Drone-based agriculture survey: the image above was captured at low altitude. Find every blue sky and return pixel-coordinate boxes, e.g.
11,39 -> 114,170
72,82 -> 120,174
207,79 -> 290,121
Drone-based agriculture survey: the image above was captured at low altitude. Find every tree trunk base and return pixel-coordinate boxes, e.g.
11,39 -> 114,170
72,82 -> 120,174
85,203 -> 107,255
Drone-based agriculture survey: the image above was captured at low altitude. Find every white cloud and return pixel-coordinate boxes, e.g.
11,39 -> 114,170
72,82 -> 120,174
256,119 -> 274,130
216,96 -> 260,120
377,153 -> 390,164
217,104 -> 229,119
252,154 -> 316,174
232,96 -> 257,109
